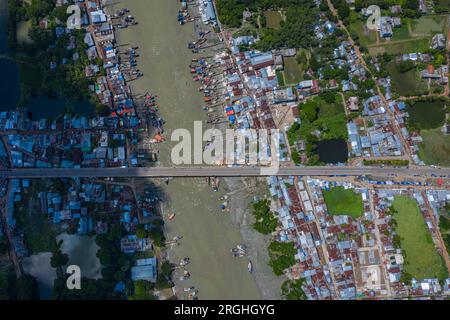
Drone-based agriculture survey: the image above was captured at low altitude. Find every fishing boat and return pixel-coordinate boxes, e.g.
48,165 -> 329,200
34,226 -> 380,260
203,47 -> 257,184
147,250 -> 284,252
247,260 -> 253,273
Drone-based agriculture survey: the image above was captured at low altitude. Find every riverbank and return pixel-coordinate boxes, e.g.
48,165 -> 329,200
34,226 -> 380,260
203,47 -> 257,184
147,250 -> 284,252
111,0 -> 272,299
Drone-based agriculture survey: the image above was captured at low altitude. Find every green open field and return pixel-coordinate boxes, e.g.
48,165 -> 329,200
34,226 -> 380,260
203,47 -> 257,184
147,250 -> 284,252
369,38 -> 430,56
323,186 -> 363,219
348,20 -> 377,48
411,15 -> 448,35
418,128 -> 450,166
264,11 -> 283,29
386,62 -> 428,97
392,196 -> 448,280
283,56 -> 304,84
390,23 -> 412,41
316,95 -> 344,118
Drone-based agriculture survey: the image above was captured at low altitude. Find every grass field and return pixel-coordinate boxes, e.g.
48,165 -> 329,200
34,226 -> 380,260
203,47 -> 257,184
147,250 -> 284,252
264,11 -> 283,29
392,196 -> 448,280
276,70 -> 286,87
437,0 -> 450,7
323,186 -> 363,219
283,57 -> 304,84
316,96 -> 344,118
386,62 -> 428,97
348,20 -> 377,48
390,23 -> 412,42
418,128 -> 450,166
369,38 -> 430,56
411,15 -> 448,35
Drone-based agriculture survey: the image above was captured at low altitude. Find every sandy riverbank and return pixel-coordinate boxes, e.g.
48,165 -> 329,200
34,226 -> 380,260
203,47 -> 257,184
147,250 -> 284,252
108,0 -> 283,299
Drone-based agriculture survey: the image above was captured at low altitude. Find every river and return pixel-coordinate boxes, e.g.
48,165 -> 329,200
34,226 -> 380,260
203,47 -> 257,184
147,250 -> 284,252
113,0 -> 262,299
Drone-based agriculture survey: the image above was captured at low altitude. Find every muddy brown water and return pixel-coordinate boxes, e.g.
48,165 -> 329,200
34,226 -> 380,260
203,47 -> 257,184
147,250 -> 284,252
113,0 -> 261,299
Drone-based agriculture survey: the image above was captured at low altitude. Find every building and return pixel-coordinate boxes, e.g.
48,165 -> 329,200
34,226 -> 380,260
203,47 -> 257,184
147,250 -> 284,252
347,96 -> 359,112
131,258 -> 157,282
431,34 -> 445,50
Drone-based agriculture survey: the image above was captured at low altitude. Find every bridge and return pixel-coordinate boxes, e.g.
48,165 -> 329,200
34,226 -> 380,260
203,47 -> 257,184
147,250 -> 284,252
0,166 -> 448,179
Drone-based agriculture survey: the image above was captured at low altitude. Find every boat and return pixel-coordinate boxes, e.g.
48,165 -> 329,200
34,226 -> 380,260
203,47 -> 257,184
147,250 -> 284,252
247,260 -> 253,273
237,244 -> 247,251
168,213 -> 176,220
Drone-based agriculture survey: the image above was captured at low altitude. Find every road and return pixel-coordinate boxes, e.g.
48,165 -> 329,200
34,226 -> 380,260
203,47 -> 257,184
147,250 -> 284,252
0,166 -> 448,178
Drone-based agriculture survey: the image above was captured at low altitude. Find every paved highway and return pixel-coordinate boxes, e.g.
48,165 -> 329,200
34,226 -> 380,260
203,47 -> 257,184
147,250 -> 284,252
0,166 -> 448,179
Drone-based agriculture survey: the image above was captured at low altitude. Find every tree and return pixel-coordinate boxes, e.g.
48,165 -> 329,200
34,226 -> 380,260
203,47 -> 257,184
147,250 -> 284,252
396,60 -> 415,73
136,225 -> 147,239
15,275 -> 39,300
216,0 -> 245,28
299,100 -> 318,123
50,251 -> 69,268
291,150 -> 301,164
96,104 -> 111,117
251,199 -> 278,234
267,241 -> 296,276
50,239 -> 69,268
296,51 -> 307,66
281,279 -> 307,300
129,280 -> 156,300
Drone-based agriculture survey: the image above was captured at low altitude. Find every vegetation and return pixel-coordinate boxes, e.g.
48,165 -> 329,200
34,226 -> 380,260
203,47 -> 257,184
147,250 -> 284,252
13,181 -> 57,254
129,280 -> 157,300
283,56 -> 305,84
7,1 -> 98,112
251,199 -> 278,234
267,241 -> 296,276
155,261 -> 174,290
363,159 -> 409,166
439,213 -> 450,254
418,128 -> 450,166
407,98 -> 447,130
216,0 -> 246,28
288,96 -> 347,165
323,186 -> 363,219
281,278 -> 307,300
50,239 -> 69,269
386,61 -> 428,97
392,196 -> 448,280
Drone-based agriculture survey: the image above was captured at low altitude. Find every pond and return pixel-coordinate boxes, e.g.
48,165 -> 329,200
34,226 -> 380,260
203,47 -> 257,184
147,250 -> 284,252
22,252 -> 57,299
56,233 -> 102,280
316,139 -> 348,164
23,233 -> 102,299
408,100 -> 446,129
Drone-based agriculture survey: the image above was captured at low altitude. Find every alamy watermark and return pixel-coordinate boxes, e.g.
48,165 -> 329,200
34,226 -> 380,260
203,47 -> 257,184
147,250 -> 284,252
170,121 -> 281,175
66,5 -> 82,30
66,265 -> 81,290
366,5 -> 381,31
